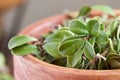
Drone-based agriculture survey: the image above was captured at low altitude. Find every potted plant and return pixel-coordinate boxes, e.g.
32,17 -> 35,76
8,5 -> 120,80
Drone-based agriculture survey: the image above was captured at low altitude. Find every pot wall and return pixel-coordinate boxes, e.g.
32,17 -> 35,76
14,11 -> 120,80
14,55 -> 120,80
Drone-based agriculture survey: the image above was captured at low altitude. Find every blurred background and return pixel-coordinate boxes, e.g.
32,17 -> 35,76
5,0 -> 120,31
0,0 -> 120,79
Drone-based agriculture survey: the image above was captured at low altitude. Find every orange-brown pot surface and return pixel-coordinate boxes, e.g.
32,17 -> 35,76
14,10 -> 120,80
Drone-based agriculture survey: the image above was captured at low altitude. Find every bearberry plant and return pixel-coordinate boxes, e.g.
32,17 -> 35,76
8,5 -> 120,70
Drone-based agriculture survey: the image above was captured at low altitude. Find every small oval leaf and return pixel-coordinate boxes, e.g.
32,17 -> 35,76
96,31 -> 109,44
70,19 -> 89,35
11,44 -> 39,56
108,60 -> 120,69
45,29 -> 74,43
67,49 -> 83,68
92,5 -> 115,16
89,37 -> 96,46
62,35 -> 86,43
59,38 -> 85,56
78,6 -> 91,17
8,36 -> 38,50
107,53 -> 120,69
83,41 -> 95,60
43,42 -> 62,58
108,19 -> 118,36
87,19 -> 100,37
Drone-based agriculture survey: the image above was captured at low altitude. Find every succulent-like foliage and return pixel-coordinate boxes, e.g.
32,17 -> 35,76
8,5 -> 120,70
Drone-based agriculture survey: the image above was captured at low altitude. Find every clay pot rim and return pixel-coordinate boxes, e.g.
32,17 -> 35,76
18,10 -> 120,75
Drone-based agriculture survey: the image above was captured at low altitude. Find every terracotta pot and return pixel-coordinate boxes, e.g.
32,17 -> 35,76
14,10 -> 120,80
0,0 -> 24,12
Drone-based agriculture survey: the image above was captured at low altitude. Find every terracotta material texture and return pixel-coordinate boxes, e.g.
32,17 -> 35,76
0,0 -> 24,12
14,11 -> 120,80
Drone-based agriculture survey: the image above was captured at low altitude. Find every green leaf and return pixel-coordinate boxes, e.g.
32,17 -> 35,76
100,23 -> 105,31
74,59 -> 83,68
117,39 -> 120,54
98,58 -> 103,69
117,25 -> 120,40
96,31 -> 109,44
95,43 -> 107,53
79,60 -> 85,69
89,37 -> 96,46
93,16 -> 103,23
109,60 -> 120,69
0,53 -> 5,67
59,38 -> 85,56
0,73 -> 13,80
62,35 -> 86,43
8,36 -> 38,50
69,19 -> 89,35
92,5 -> 115,16
107,53 -> 120,69
87,19 -> 100,37
107,53 -> 120,61
83,41 -> 95,60
43,42 -> 62,58
108,19 -> 119,36
108,60 -> 120,69
42,33 -> 52,38
45,29 -> 74,43
109,38 -> 116,52
78,6 -> 91,17
11,44 -> 39,56
67,49 -> 83,68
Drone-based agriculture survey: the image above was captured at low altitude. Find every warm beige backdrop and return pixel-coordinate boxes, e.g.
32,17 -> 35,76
4,0 -> 120,32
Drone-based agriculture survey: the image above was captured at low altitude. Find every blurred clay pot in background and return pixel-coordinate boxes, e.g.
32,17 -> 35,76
0,14 -> 3,26
14,10 -> 120,80
0,0 -> 24,12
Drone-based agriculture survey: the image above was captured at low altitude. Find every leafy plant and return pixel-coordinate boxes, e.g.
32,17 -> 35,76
8,5 -> 120,70
0,53 -> 13,80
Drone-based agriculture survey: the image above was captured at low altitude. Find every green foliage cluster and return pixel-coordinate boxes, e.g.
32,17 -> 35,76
8,5 -> 120,70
